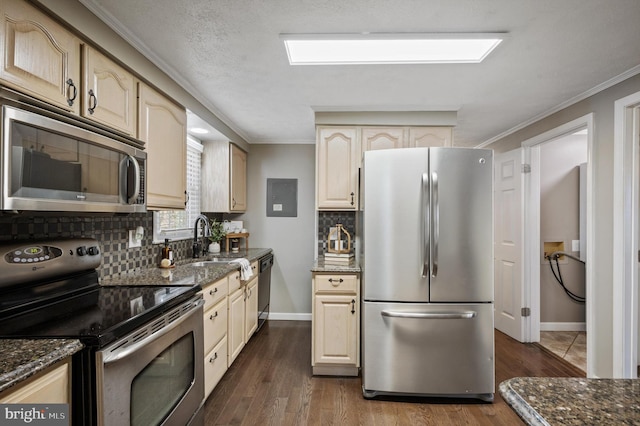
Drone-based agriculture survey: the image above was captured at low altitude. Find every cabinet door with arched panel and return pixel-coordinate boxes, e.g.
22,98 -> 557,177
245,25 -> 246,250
409,127 -> 453,148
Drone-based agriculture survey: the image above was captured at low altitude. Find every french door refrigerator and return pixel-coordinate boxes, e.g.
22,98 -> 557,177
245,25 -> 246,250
360,147 -> 494,401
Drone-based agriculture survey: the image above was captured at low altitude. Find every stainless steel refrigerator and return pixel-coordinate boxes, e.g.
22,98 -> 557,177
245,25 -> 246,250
359,147 -> 494,401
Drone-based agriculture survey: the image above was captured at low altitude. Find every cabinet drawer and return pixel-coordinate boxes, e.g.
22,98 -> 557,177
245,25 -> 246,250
228,270 -> 241,292
204,335 -> 228,398
315,274 -> 358,294
204,297 -> 228,354
202,277 -> 228,311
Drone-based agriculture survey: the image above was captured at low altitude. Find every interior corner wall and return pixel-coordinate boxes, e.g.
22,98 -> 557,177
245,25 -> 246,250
234,144 -> 316,318
539,134 -> 587,324
485,73 -> 640,378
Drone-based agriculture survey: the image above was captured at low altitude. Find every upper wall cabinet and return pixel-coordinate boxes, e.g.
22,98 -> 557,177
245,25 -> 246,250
0,0 -> 81,114
316,125 -> 453,210
316,127 -> 360,210
229,144 -> 247,212
360,127 -> 405,152
138,82 -> 187,210
82,45 -> 136,136
409,127 -> 453,148
201,141 -> 247,213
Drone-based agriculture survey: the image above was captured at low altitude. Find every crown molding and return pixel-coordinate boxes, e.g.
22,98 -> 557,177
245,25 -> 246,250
79,0 -> 251,143
476,64 -> 640,148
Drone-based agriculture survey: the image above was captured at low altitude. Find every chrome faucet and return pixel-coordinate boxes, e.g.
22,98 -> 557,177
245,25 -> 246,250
192,214 -> 210,258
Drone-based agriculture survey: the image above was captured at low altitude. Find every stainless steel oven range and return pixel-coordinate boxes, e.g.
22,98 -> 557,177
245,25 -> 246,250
0,238 -> 204,426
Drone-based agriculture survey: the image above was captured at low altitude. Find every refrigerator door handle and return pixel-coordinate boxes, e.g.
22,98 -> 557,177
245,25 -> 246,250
381,310 -> 477,319
422,172 -> 430,278
431,171 -> 439,277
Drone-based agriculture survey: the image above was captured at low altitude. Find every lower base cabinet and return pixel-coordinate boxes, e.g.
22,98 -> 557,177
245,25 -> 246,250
204,335 -> 228,396
0,358 -> 70,403
311,272 -> 360,376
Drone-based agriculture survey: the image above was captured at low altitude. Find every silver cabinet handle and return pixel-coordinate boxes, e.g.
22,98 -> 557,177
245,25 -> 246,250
422,172 -> 430,278
431,171 -> 439,277
381,310 -> 476,319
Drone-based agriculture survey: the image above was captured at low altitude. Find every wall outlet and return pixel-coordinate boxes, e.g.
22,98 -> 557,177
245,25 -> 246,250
128,230 -> 141,248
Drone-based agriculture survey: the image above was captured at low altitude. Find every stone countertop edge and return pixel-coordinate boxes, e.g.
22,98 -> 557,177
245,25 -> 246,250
311,256 -> 361,273
100,248 -> 273,287
499,379 -> 550,426
0,339 -> 83,394
499,377 -> 640,426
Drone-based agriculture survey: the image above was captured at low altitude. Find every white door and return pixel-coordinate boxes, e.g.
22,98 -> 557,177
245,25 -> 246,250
494,149 -> 525,341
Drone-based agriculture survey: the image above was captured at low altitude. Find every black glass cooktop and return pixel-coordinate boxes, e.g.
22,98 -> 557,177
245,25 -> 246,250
0,270 -> 197,347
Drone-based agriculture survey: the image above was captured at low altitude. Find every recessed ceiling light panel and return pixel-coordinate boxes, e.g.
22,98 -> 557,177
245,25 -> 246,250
189,127 -> 209,135
282,33 -> 505,65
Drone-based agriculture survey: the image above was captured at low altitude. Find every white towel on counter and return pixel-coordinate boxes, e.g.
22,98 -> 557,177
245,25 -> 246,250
231,258 -> 253,280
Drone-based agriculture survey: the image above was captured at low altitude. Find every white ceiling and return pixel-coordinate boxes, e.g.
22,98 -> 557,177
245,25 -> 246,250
81,0 -> 640,147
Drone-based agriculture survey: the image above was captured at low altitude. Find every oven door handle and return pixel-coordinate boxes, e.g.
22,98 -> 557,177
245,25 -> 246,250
101,298 -> 204,364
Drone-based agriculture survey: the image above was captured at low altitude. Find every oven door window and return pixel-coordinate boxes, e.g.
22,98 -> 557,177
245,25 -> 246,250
130,332 -> 194,426
10,121 -> 125,203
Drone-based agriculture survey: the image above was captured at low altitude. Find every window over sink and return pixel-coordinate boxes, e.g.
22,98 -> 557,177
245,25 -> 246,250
153,136 -> 203,242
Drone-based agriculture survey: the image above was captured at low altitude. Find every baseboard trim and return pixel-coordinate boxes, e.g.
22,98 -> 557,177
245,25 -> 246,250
540,322 -> 586,332
268,313 -> 311,321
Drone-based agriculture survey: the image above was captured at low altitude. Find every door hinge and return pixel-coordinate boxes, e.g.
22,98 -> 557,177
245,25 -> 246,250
521,164 -> 531,174
521,307 -> 531,317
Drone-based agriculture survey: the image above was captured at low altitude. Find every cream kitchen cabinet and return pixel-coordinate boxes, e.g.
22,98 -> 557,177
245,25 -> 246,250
201,141 -> 247,213
360,127 -> 406,151
316,127 -> 360,210
0,0 -> 81,114
227,281 -> 245,366
227,262 -> 259,366
138,82 -> 187,210
311,273 -> 360,376
0,358 -> 70,403
408,126 -> 453,147
200,276 -> 229,398
82,45 -> 137,136
244,275 -> 258,341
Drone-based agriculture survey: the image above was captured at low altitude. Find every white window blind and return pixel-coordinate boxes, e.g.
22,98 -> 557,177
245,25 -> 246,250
153,136 -> 203,243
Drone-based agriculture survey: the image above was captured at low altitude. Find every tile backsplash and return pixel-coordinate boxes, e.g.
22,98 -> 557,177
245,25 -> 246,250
317,211 -> 356,256
0,212 -> 192,279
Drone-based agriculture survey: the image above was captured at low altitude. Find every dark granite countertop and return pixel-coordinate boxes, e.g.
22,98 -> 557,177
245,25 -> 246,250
311,256 -> 360,273
100,248 -> 272,287
0,249 -> 272,394
0,339 -> 83,394
499,377 -> 640,425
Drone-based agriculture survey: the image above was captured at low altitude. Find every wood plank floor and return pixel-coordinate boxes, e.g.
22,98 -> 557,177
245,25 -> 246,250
203,321 -> 585,425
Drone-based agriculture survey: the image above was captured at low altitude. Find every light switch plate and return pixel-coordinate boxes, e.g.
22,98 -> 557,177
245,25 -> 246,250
572,240 -> 580,251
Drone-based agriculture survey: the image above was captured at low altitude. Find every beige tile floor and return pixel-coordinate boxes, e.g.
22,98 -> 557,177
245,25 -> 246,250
539,331 -> 586,372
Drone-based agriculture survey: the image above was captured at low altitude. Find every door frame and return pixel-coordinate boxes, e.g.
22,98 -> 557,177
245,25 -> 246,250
613,91 -> 640,378
521,114 -> 595,375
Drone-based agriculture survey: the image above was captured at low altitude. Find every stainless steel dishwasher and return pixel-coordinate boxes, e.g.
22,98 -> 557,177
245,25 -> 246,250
257,253 -> 273,330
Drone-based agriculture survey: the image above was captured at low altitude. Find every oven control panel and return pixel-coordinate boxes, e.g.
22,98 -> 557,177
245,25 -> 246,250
0,238 -> 102,287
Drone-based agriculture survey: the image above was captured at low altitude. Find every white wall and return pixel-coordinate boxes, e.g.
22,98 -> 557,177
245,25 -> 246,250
540,134 -> 587,324
235,144 -> 315,319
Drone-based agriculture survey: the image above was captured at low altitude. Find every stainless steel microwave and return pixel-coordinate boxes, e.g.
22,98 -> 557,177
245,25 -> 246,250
1,102 -> 146,213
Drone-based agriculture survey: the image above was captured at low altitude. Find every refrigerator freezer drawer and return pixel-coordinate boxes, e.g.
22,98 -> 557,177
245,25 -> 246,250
362,301 -> 494,400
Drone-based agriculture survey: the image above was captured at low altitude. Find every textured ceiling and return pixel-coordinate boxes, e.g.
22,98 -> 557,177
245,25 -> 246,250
81,0 -> 640,147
